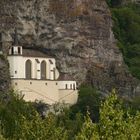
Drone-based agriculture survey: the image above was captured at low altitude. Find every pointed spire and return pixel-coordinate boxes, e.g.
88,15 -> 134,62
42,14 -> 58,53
14,28 -> 18,45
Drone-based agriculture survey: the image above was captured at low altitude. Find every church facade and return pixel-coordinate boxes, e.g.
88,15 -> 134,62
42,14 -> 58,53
7,45 -> 78,105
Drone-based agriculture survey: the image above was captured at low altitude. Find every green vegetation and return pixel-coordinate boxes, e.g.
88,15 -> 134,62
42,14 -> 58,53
70,86 -> 101,122
76,90 -> 140,140
0,88 -> 139,139
108,2 -> 140,79
106,0 -> 123,7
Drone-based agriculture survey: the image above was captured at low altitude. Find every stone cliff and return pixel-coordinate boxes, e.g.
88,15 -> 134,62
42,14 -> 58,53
0,55 -> 10,93
0,0 -> 139,97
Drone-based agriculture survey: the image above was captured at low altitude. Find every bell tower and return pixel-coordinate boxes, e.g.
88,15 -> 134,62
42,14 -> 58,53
9,28 -> 23,55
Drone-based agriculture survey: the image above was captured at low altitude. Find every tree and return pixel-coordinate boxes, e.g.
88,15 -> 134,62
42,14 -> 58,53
76,90 -> 140,140
70,86 -> 101,122
112,4 -> 140,79
0,91 -> 68,139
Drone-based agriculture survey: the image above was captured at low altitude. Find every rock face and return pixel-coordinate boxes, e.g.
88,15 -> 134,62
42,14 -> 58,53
0,55 -> 10,93
0,0 -> 139,97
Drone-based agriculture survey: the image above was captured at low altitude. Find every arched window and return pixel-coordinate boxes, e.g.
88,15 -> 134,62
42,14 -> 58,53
65,84 -> 68,89
11,47 -> 14,54
41,60 -> 47,79
25,59 -> 32,79
70,84 -> 72,89
73,84 -> 76,90
18,47 -> 21,54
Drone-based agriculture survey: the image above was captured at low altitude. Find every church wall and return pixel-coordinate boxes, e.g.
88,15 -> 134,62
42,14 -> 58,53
59,89 -> 78,104
24,57 -> 56,79
49,59 -> 56,80
11,79 -> 60,104
8,56 -> 58,80
55,68 -> 60,79
36,63 -> 40,79
8,56 -> 25,78
8,52 -> 78,105
58,81 -> 77,90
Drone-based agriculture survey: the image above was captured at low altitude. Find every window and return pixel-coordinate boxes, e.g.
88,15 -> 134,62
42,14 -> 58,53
18,47 -> 21,54
70,84 -> 72,89
11,47 -> 14,54
15,71 -> 17,74
73,84 -> 76,90
65,84 -> 68,89
25,59 -> 32,79
41,60 -> 47,79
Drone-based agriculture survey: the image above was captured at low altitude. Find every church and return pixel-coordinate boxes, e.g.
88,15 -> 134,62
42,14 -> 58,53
6,39 -> 78,105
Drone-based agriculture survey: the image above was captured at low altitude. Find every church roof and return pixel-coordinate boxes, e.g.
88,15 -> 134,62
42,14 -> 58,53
22,48 -> 53,58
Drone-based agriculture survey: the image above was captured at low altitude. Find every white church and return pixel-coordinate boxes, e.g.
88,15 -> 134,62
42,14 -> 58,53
7,43 -> 78,105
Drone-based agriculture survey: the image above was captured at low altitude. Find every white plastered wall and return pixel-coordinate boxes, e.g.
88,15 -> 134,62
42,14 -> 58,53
8,56 -> 24,78
12,79 -> 60,104
11,79 -> 78,105
8,56 -> 59,80
59,89 -> 78,104
55,68 -> 60,79
8,55 -> 78,105
58,81 -> 77,90
58,81 -> 78,104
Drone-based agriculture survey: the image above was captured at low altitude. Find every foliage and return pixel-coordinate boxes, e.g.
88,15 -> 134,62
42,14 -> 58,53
70,86 -> 101,122
76,90 -> 140,140
0,90 -> 139,139
111,4 -> 140,79
0,91 -> 68,140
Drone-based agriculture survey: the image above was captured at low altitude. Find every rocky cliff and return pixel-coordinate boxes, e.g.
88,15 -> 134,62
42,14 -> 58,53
0,0 -> 139,97
0,55 -> 10,93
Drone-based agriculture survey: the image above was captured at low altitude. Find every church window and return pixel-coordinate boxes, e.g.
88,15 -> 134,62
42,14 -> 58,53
73,84 -> 76,90
25,59 -> 32,79
65,84 -> 68,89
30,82 -> 32,85
41,60 -> 47,79
11,47 -> 14,54
70,84 -> 72,89
18,47 -> 21,54
15,71 -> 17,74
15,82 -> 17,85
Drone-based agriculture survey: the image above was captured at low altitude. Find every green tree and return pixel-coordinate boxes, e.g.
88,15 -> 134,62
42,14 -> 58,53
70,86 -> 101,122
0,91 -> 68,140
112,4 -> 140,79
76,90 -> 140,140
